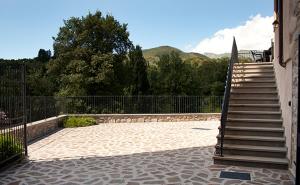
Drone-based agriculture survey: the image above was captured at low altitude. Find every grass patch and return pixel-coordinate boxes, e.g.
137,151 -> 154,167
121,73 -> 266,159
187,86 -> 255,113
0,135 -> 23,161
64,117 -> 97,128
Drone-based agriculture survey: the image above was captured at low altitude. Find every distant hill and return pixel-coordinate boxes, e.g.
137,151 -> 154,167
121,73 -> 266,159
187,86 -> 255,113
143,46 -> 209,64
204,50 -> 254,59
204,52 -> 231,59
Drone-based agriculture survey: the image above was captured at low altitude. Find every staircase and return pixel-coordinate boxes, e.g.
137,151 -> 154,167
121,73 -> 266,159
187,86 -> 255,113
214,62 -> 288,169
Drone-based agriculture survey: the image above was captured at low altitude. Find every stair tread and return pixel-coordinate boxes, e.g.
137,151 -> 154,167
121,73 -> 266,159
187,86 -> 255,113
213,154 -> 288,164
234,71 -> 274,74
233,68 -> 273,70
218,144 -> 287,152
228,111 -> 281,115
230,97 -> 278,100
233,75 -> 275,77
227,118 -> 282,123
229,104 -> 280,107
234,66 -> 274,69
217,134 -> 285,141
232,74 -> 275,80
234,63 -> 273,65
224,126 -> 284,132
234,73 -> 274,75
232,80 -> 276,83
231,91 -> 277,94
231,85 -> 276,88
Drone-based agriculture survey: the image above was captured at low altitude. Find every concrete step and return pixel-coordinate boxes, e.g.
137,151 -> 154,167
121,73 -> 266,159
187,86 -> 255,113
227,118 -> 283,128
234,62 -> 273,66
233,71 -> 274,75
233,68 -> 274,73
233,75 -> 275,81
231,86 -> 277,93
217,134 -> 285,147
213,154 -> 288,169
219,126 -> 284,137
233,73 -> 275,78
232,80 -> 276,87
228,111 -> 281,119
215,144 -> 287,158
230,97 -> 279,104
229,104 -> 280,111
230,91 -> 278,98
233,65 -> 273,70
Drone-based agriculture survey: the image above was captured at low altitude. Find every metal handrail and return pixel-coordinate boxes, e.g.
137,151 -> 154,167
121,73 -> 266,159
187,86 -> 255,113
219,38 -> 239,156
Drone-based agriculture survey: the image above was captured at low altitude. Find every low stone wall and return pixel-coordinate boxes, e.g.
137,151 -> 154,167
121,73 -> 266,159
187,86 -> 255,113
27,115 -> 66,142
69,113 -> 220,123
25,113 -> 220,143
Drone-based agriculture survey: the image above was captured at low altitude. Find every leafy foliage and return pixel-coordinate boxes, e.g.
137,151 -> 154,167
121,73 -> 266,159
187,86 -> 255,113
0,11 -> 228,98
125,45 -> 150,95
148,51 -> 228,96
143,46 -> 209,64
48,11 -> 132,96
63,117 -> 97,128
0,135 -> 22,160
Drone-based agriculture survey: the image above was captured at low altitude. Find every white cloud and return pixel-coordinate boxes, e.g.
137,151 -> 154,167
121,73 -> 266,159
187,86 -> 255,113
192,14 -> 274,54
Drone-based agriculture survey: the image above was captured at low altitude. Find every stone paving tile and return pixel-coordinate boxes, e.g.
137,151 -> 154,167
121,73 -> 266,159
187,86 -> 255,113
0,121 -> 295,185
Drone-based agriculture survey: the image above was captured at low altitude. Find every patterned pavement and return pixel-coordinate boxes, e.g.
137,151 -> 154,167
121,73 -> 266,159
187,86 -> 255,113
0,121 -> 295,185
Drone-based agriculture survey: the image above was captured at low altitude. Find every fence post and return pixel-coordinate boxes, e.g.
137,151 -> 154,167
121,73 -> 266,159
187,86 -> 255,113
179,96 -> 181,113
22,63 -> 28,156
29,96 -> 31,123
44,96 -> 47,119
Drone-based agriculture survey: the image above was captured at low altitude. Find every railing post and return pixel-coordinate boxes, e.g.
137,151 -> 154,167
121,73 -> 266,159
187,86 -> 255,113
219,37 -> 238,157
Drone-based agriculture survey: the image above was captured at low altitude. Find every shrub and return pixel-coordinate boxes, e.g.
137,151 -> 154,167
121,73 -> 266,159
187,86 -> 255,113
0,135 -> 22,160
63,117 -> 97,128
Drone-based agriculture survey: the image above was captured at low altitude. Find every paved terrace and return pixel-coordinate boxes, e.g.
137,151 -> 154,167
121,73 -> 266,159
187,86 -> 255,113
0,121 -> 294,185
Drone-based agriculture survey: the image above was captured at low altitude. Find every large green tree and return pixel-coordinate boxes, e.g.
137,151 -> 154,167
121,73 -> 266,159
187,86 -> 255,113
147,52 -> 228,96
37,49 -> 51,63
126,45 -> 150,95
148,52 -> 190,95
48,11 -> 132,96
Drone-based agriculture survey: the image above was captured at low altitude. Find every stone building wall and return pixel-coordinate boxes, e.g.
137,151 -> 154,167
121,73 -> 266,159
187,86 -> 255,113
273,0 -> 300,176
290,0 -> 300,177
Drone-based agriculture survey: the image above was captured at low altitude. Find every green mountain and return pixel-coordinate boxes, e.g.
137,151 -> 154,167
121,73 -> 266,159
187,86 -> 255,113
204,50 -> 253,59
143,46 -> 209,63
204,52 -> 231,59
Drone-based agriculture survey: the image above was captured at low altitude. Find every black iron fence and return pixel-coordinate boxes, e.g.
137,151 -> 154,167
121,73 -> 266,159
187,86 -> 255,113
0,63 -> 27,167
26,96 -> 58,123
238,50 -> 272,63
26,96 -> 223,123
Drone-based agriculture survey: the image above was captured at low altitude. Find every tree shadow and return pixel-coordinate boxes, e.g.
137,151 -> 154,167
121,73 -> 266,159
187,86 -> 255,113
0,145 -> 294,185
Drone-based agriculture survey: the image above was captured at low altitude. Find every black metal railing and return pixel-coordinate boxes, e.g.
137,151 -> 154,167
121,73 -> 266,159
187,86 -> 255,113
26,96 -> 58,123
238,50 -> 263,63
238,49 -> 273,63
0,63 -> 27,167
25,96 -> 223,123
219,38 -> 239,156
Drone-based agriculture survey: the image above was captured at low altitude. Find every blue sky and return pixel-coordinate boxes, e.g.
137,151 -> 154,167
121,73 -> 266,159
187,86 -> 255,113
0,0 -> 273,59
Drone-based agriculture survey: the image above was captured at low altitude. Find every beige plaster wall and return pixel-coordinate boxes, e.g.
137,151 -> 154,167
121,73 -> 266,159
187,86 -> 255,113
273,0 -> 300,176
